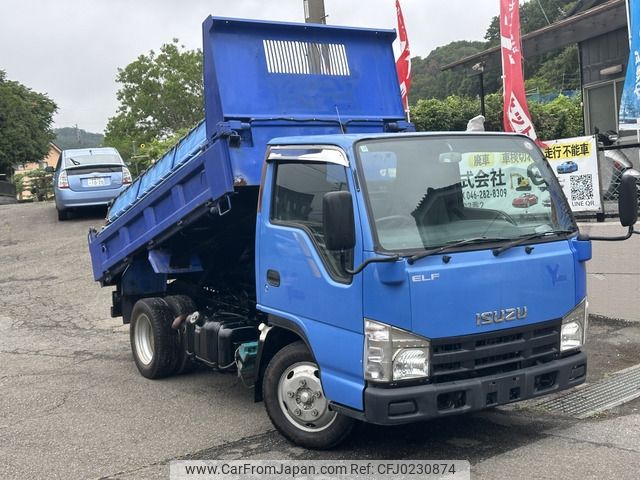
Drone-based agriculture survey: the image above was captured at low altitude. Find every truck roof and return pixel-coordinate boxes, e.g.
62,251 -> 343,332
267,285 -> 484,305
267,131 -> 526,150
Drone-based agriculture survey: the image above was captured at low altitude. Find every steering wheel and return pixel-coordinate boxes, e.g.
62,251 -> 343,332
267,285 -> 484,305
375,215 -> 416,229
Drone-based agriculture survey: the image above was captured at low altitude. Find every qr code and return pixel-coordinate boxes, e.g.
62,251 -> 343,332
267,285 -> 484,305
570,174 -> 594,201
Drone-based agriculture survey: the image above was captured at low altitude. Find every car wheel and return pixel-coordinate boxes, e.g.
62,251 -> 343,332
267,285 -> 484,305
163,295 -> 197,375
263,341 -> 355,449
130,297 -> 177,379
57,209 -> 68,221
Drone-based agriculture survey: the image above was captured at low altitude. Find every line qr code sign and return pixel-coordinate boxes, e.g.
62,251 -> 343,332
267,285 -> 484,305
570,174 -> 594,201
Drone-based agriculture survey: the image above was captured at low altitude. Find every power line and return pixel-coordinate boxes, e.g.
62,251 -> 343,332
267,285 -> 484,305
535,0 -> 551,25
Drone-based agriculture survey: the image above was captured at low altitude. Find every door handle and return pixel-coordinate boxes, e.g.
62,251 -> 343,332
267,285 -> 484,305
267,269 -> 280,287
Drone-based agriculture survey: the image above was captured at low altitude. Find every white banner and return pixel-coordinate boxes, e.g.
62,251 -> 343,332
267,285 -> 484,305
542,136 -> 602,213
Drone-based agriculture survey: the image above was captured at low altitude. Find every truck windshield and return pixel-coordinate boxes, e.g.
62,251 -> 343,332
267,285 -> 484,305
355,135 -> 576,252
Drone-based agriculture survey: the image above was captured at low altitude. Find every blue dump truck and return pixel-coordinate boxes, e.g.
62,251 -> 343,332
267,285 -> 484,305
89,17 -> 639,449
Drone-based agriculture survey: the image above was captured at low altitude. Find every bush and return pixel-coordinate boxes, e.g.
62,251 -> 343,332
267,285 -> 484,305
12,169 -> 53,201
411,93 -> 584,141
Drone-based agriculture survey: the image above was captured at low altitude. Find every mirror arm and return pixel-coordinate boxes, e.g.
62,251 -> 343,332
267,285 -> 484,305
584,225 -> 634,242
340,251 -> 400,276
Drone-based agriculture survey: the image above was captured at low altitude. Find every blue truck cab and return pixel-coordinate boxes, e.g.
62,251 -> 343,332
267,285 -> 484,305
88,17 -> 638,449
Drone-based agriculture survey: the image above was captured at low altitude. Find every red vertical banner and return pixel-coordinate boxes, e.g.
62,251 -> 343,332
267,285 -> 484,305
500,0 -> 540,143
395,0 -> 411,113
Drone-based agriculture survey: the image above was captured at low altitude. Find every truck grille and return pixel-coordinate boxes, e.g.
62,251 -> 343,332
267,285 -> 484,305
430,320 -> 561,383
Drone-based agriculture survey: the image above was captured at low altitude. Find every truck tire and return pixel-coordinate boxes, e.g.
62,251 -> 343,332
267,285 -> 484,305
130,297 -> 177,379
262,341 -> 355,449
163,295 -> 197,375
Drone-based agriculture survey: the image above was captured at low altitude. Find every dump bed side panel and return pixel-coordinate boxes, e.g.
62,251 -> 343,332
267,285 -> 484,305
89,140 -> 233,281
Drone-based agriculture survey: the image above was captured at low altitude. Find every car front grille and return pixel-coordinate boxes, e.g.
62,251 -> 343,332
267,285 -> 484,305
430,320 -> 561,383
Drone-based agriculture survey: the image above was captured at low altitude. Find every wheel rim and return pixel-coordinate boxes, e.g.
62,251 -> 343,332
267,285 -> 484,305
277,361 -> 337,433
134,313 -> 154,365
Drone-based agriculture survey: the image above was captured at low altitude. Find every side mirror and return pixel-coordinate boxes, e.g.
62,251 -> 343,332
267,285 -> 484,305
44,166 -> 55,173
619,169 -> 639,227
323,191 -> 355,251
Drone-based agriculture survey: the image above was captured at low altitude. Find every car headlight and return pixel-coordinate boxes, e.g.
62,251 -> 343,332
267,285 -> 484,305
364,319 -> 430,382
561,298 -> 588,352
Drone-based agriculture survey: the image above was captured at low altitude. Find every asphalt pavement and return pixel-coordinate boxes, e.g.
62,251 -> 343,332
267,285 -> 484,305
578,220 -> 640,322
1,202 -> 639,480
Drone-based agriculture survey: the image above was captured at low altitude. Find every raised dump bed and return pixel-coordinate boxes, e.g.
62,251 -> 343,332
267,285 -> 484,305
89,16 -> 409,284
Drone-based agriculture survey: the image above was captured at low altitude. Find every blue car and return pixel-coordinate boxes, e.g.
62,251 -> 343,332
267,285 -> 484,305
557,160 -> 578,174
53,147 -> 131,221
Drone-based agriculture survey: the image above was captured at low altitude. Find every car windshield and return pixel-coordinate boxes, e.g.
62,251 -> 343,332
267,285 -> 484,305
65,154 -> 122,168
356,135 -> 576,252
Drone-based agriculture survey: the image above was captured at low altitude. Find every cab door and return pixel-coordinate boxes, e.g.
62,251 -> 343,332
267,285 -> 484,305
256,146 -> 365,409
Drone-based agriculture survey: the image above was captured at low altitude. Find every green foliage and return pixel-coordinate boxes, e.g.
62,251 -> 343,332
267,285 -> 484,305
483,1 -> 580,95
411,93 -> 583,141
412,96 -> 483,132
409,41 -> 490,102
25,169 -> 53,201
0,70 -> 57,175
12,169 -> 53,201
104,39 -> 204,161
127,127 -> 191,178
54,127 -> 104,150
529,94 -> 584,140
526,45 -> 580,93
485,0 -> 578,46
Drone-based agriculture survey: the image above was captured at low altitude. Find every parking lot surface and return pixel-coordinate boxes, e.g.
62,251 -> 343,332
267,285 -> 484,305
1,202 -> 639,480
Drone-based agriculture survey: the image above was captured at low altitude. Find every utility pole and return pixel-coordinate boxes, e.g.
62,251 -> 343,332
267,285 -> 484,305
303,0 -> 328,74
303,0 -> 326,24
472,63 -> 486,118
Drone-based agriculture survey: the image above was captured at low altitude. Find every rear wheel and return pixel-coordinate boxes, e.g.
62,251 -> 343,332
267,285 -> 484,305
130,297 -> 176,379
263,341 -> 355,449
163,295 -> 197,375
57,208 -> 68,221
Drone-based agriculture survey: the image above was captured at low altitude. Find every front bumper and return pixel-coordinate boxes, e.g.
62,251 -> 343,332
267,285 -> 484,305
361,352 -> 586,425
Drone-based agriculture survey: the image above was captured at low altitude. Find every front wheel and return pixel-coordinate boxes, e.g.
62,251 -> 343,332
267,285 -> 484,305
263,341 -> 355,449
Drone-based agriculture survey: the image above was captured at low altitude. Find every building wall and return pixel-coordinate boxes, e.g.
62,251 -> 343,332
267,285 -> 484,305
580,28 -> 632,137
42,144 -> 61,168
580,27 -> 629,85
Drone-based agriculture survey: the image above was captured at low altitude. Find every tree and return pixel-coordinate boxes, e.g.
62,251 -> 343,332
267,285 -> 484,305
104,39 -> 203,160
409,41 -> 493,103
127,127 -> 191,178
484,0 -> 578,46
0,70 -> 57,175
483,1 -> 580,93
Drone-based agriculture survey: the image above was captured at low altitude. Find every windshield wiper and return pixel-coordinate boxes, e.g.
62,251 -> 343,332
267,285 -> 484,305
492,230 -> 575,256
68,158 -> 80,165
407,237 -> 509,265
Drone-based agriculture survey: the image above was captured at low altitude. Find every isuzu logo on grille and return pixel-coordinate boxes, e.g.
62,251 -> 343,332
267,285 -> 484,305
476,306 -> 528,326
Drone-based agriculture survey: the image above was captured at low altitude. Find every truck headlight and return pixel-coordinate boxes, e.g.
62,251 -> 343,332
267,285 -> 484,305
364,319 -> 430,382
561,298 -> 588,352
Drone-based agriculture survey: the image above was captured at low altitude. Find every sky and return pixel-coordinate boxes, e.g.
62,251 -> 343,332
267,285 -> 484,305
0,0 -> 499,133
